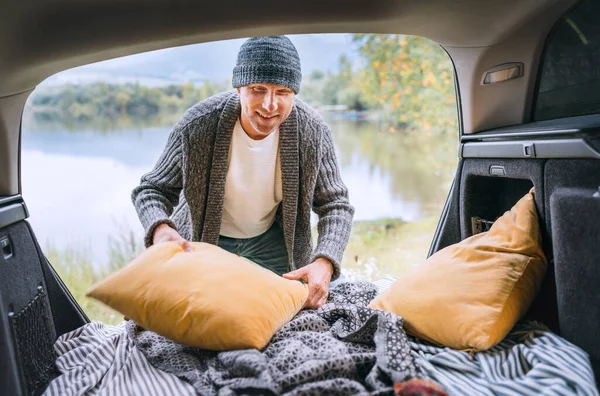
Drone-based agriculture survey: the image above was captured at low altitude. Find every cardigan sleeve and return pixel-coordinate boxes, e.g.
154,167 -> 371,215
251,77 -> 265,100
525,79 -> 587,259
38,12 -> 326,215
311,124 -> 355,280
131,124 -> 185,247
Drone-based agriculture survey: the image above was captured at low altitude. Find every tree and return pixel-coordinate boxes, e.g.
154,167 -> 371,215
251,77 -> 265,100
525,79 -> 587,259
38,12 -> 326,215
352,34 -> 457,136
309,69 -> 325,80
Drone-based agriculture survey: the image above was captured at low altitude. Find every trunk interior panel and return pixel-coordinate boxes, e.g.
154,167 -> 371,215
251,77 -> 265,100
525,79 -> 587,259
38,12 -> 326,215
0,221 -> 56,396
458,159 -> 544,244
545,159 -> 600,378
0,197 -> 87,395
438,154 -> 600,383
457,159 -> 558,331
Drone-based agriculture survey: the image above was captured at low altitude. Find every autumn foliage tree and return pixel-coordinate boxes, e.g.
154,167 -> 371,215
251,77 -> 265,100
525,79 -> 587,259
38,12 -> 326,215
352,34 -> 457,137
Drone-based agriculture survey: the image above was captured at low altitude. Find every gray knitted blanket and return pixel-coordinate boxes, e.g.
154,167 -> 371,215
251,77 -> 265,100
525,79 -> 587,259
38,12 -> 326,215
128,282 -> 421,396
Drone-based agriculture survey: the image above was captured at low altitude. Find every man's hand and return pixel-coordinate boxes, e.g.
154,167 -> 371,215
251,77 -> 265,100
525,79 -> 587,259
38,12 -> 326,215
283,258 -> 334,309
152,223 -> 192,252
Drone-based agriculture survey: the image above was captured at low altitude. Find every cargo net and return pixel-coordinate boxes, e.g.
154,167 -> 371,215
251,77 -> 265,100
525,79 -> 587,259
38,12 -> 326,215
9,286 -> 57,396
471,216 -> 495,235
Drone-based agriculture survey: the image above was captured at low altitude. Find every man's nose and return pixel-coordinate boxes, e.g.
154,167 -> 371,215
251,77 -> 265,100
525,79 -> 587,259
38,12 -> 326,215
262,92 -> 278,113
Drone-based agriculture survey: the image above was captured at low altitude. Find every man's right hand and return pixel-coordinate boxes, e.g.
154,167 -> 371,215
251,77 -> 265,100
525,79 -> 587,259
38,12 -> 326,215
152,223 -> 192,252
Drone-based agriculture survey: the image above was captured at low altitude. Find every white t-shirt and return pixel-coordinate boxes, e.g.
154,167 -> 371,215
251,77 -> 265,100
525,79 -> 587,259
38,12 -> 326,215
219,120 -> 283,238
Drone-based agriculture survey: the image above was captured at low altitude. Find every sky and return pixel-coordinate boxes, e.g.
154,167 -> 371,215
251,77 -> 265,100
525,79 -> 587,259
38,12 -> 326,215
42,34 -> 360,87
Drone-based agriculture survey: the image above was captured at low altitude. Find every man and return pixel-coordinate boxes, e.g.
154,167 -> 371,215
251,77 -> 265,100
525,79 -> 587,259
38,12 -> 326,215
132,36 -> 354,309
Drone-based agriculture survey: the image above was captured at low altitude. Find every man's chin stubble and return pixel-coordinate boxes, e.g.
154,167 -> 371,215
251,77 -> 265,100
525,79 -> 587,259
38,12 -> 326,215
250,119 -> 277,136
243,108 -> 279,136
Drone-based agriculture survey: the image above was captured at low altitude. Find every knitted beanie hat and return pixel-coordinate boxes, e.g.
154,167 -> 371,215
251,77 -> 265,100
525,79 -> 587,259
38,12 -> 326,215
232,36 -> 302,93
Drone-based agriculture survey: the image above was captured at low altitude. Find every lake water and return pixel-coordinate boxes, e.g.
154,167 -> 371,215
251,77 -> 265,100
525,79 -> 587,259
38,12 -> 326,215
21,116 -> 457,267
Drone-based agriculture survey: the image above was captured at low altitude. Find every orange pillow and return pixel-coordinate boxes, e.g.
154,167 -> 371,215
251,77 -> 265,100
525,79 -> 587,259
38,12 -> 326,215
86,241 -> 308,350
369,188 -> 547,351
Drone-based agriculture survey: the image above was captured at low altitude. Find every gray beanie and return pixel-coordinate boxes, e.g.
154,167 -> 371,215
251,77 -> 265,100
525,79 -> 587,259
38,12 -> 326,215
232,36 -> 302,94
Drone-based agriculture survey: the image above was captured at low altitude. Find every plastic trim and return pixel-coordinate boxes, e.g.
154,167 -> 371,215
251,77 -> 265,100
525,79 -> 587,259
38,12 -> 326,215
462,127 -> 584,141
0,203 -> 27,230
462,114 -> 600,141
427,176 -> 456,258
461,138 -> 600,159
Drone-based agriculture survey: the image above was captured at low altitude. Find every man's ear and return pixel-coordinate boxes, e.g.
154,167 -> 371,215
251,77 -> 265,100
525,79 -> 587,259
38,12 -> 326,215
236,87 -> 241,93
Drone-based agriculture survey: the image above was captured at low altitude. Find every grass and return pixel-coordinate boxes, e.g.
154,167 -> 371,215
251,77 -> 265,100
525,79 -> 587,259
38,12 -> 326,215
46,216 -> 439,324
341,216 -> 438,282
45,229 -> 144,326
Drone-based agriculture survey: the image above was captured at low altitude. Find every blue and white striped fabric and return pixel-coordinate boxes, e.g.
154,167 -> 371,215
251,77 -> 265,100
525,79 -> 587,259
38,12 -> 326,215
43,321 -> 196,395
411,322 -> 598,396
45,278 -> 598,395
373,276 -> 599,396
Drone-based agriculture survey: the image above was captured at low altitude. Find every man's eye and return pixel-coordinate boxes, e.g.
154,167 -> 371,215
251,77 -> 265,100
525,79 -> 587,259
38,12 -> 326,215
252,87 -> 266,93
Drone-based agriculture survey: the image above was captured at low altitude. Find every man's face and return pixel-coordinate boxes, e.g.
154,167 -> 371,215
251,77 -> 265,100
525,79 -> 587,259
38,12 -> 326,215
237,83 -> 295,140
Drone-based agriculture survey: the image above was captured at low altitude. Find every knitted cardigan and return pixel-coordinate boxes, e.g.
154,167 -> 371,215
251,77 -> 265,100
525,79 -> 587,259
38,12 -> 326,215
131,91 -> 354,279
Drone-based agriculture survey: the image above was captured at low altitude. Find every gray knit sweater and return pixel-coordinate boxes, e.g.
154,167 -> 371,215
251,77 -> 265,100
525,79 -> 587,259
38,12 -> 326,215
131,91 -> 354,280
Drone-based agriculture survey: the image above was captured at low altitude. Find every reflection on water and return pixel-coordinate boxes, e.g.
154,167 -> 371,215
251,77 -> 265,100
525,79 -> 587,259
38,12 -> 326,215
21,117 -> 457,267
328,118 -> 457,217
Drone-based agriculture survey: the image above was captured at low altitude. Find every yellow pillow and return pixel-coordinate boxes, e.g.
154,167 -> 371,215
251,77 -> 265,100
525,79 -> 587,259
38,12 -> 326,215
369,188 -> 547,351
86,241 -> 308,350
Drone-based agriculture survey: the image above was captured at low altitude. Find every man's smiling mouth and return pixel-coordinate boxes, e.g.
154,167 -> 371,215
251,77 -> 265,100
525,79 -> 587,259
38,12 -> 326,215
256,111 -> 278,120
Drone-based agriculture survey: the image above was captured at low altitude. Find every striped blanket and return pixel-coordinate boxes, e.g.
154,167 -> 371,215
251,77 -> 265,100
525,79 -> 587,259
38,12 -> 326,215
44,279 -> 598,395
411,322 -> 597,395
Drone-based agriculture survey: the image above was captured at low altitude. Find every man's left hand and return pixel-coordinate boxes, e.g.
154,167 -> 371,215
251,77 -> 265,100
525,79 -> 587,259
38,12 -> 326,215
283,258 -> 334,309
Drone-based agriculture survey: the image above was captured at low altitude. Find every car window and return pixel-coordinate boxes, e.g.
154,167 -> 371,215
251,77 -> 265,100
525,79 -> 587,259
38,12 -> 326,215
21,34 -> 458,323
534,0 -> 600,121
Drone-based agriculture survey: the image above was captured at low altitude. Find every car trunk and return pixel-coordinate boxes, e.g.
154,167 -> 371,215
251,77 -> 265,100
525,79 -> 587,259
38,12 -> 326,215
1,121 -> 599,394
429,116 -> 600,382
